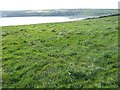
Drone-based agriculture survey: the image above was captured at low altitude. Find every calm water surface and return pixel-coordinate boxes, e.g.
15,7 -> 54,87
0,16 -> 85,26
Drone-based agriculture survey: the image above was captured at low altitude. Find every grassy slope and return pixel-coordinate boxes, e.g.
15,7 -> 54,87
2,16 -> 118,88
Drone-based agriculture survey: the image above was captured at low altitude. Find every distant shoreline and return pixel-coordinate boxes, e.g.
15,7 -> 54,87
84,13 -> 120,20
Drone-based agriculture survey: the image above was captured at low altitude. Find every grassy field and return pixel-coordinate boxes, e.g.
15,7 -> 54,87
2,16 -> 118,88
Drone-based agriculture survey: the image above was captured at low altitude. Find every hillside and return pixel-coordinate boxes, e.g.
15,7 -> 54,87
2,16 -> 118,88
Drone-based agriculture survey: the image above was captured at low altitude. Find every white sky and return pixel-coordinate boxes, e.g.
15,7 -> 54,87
0,0 -> 119,10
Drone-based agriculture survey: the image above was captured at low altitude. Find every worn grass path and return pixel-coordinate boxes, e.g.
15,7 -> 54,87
2,16 -> 118,88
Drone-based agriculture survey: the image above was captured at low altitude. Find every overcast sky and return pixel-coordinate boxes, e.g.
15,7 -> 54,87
0,0 -> 119,10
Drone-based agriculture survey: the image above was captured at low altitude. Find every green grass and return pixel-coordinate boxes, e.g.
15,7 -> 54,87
2,16 -> 119,88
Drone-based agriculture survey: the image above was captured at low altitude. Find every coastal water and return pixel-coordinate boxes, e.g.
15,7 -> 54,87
0,16 -> 85,26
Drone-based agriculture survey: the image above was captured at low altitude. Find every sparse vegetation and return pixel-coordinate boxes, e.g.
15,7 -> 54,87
2,16 -> 118,88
